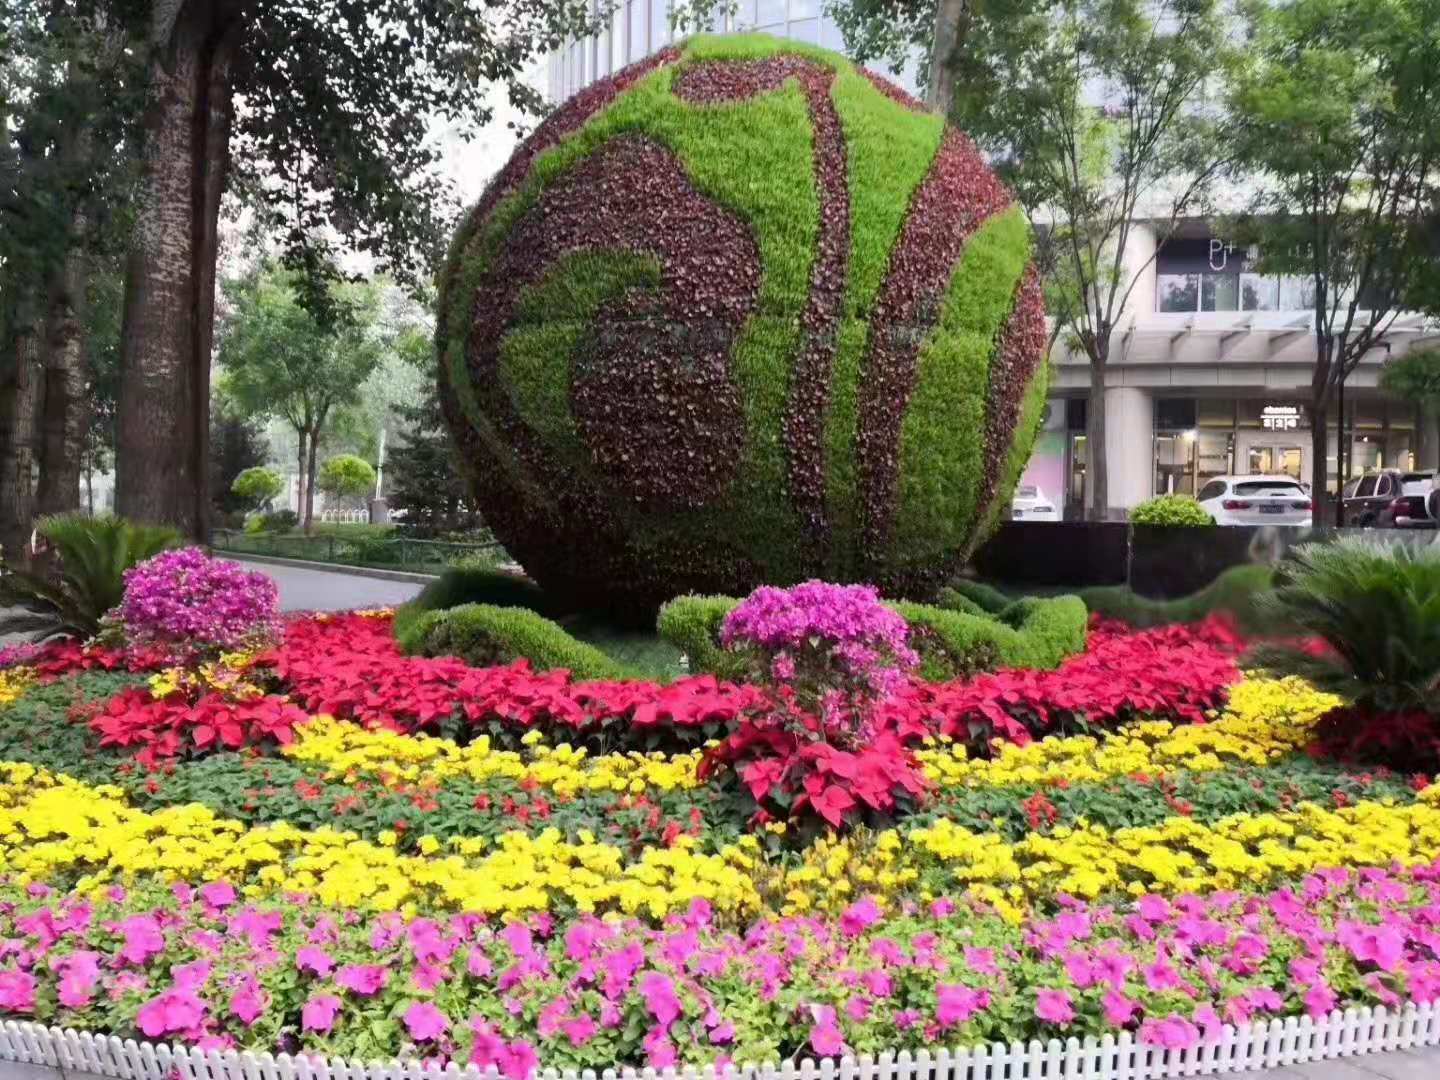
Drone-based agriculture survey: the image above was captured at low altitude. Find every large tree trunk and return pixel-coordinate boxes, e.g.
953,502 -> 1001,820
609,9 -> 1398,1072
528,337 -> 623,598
36,230 -> 90,517
1310,332 -> 1336,526
925,0 -> 969,112
115,0 -> 243,539
1086,352 -> 1109,520
0,318 -> 44,564
294,430 -> 307,523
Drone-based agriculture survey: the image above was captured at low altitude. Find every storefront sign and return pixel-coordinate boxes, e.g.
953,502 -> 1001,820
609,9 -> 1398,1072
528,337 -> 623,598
1208,238 -> 1240,271
1261,404 -> 1302,430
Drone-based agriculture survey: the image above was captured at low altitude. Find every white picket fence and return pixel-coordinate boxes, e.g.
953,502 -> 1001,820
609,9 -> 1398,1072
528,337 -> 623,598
0,1002 -> 1438,1080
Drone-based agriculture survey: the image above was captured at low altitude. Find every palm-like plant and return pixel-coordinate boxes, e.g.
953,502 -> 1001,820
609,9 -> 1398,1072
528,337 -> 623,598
1251,538 -> 1440,715
0,514 -> 180,640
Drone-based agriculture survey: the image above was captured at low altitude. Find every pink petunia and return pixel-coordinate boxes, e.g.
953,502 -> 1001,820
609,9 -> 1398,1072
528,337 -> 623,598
296,946 -> 334,977
335,964 -> 389,997
1035,988 -> 1075,1026
643,1025 -> 678,1069
0,971 -> 36,1014
936,983 -> 988,1027
1141,1015 -> 1200,1050
302,994 -> 342,1034
840,897 -> 883,937
198,881 -> 237,909
502,1040 -> 539,1080
640,971 -> 682,1026
230,984 -> 265,1026
404,1001 -> 449,1042
118,915 -> 165,966
964,946 -> 999,976
1304,982 -> 1338,1018
136,989 -> 207,1038
562,1013 -> 598,1047
1103,990 -> 1139,1027
809,1006 -> 846,1057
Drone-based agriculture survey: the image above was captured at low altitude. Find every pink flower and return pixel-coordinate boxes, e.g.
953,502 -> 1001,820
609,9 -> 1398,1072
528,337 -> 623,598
502,1040 -> 539,1080
230,984 -> 264,1026
1304,982 -> 1338,1018
335,964 -> 389,996
1141,1015 -> 1200,1050
964,947 -> 999,976
136,989 -> 207,1038
198,881 -> 237,908
809,1006 -> 846,1057
1103,990 -> 1139,1026
640,971 -> 682,1026
302,994 -> 342,1034
1035,989 -> 1075,1026
710,1020 -> 736,1045
936,983 -> 988,1026
846,996 -> 873,1022
118,915 -> 165,966
296,946 -> 334,977
404,1001 -> 449,1042
55,952 -> 100,1009
840,897 -> 882,937
643,1025 -> 678,1069
0,971 -> 36,1014
562,1014 -> 597,1047
1136,895 -> 1171,923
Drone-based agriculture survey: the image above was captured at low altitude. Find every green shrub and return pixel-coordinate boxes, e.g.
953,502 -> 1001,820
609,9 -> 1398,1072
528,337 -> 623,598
1251,539 -> 1440,714
938,580 -> 1012,615
656,595 -> 746,679
397,603 -> 628,680
660,591 -> 1088,680
254,509 -> 298,533
393,565 -> 566,643
1080,564 -> 1280,634
231,466 -> 284,511
0,514 -> 181,639
1130,494 -> 1214,526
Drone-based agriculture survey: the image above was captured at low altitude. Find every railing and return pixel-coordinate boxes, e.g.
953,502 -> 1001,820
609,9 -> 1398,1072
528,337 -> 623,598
209,529 -> 507,573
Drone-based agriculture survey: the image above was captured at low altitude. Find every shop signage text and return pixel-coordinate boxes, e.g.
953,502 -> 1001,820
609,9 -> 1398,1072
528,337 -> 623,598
1261,404 -> 1303,430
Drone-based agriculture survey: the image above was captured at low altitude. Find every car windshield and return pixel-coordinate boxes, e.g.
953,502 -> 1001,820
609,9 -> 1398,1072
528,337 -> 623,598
1233,481 -> 1304,497
1402,473 -> 1435,485
1401,479 -> 1433,496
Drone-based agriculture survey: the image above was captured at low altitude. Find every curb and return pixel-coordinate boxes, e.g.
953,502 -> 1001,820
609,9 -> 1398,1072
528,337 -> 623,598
218,552 -> 440,585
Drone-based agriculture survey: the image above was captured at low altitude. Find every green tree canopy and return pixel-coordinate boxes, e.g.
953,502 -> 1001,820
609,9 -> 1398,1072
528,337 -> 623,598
317,455 -> 376,502
230,466 -> 284,512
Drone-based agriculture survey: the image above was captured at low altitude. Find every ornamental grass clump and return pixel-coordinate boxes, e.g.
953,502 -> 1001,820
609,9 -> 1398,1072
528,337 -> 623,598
702,582 -> 929,833
117,548 -> 281,661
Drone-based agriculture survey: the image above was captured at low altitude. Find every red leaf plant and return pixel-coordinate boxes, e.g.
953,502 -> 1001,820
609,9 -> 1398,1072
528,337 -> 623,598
90,687 -> 307,767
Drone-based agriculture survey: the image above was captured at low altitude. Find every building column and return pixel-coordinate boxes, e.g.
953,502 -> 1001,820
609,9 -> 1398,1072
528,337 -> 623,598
1417,405 -> 1439,471
1104,385 -> 1154,518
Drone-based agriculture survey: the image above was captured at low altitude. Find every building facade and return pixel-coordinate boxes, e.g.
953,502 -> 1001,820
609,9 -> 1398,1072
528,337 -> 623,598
547,6 -> 1438,519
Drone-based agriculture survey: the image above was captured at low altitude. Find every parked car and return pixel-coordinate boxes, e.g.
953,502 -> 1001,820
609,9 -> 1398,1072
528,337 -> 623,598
1342,469 -> 1435,527
1196,475 -> 1313,526
1376,471 -> 1436,528
1010,484 -> 1060,522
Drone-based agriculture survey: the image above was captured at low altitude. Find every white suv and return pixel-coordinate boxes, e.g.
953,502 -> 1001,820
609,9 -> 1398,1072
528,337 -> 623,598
1196,475 -> 1313,526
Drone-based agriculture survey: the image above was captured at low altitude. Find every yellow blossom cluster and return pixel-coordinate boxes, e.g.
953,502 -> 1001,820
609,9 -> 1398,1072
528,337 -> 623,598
0,668 -> 34,706
282,716 -> 704,797
762,796 -> 1440,921
0,763 -> 757,919
916,676 -> 1340,789
146,653 -> 264,701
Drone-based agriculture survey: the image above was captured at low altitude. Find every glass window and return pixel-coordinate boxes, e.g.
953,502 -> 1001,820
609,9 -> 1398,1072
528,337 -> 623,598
757,0 -> 786,25
1157,274 -> 1199,312
789,16 -> 820,42
650,0 -> 670,43
1247,447 -> 1274,474
1240,274 -> 1278,311
597,30 -> 610,76
1235,479 -> 1303,496
1355,475 -> 1378,498
628,0 -> 646,59
1198,480 -> 1228,501
1278,275 -> 1317,311
1376,474 -> 1392,497
1201,273 -> 1239,312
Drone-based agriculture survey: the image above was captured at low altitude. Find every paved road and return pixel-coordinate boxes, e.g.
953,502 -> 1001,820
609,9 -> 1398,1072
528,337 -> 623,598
232,557 -> 426,612
1233,1049 -> 1440,1079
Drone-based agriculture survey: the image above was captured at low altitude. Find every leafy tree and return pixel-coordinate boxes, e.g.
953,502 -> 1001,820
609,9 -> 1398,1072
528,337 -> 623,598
1229,0 -> 1440,510
317,455 -> 376,507
107,0 -> 604,539
216,266 -> 385,533
387,386 -> 482,536
208,407 -> 269,521
230,466 -> 283,513
1380,350 -> 1440,469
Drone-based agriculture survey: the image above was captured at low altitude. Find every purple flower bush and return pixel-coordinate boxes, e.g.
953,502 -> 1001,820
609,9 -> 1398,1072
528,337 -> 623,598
116,548 -> 281,660
721,581 -> 918,735
3,864 -> 1440,1071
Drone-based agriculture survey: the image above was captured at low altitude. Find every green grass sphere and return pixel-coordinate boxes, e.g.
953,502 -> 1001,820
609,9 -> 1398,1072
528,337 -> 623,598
437,33 -> 1047,612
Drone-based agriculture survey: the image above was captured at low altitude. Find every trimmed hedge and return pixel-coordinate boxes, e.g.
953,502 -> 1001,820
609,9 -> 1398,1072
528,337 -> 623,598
1130,494 -> 1215,526
938,579 -> 1013,615
392,566 -> 566,643
396,603 -> 629,681
1079,564 -> 1280,634
436,33 -> 1047,613
657,592 -> 1087,681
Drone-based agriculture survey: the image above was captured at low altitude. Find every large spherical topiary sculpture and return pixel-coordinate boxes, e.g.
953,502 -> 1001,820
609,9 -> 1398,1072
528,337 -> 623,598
437,33 -> 1047,612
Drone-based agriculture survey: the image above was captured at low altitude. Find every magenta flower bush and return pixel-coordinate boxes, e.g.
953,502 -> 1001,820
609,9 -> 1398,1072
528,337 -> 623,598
3,864 -> 1440,1070
721,581 -> 919,731
117,548 -> 281,659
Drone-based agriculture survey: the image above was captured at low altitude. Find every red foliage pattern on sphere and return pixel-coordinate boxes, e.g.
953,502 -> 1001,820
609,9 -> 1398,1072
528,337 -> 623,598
674,58 -> 851,548
856,129 -> 1012,568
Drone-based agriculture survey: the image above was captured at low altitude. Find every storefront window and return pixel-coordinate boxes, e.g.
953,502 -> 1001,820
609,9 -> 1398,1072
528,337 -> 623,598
1278,276 -> 1316,311
1201,273 -> 1239,311
1240,274 -> 1279,311
1158,274 -> 1200,312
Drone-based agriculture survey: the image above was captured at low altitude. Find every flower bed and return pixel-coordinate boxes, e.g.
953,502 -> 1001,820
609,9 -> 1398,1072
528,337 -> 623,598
0,600 -> 1438,1074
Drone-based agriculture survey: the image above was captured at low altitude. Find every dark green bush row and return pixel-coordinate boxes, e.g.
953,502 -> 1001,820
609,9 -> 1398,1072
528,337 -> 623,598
656,591 -> 1087,681
396,603 -> 628,681
393,565 -> 564,642
1078,564 -> 1280,634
